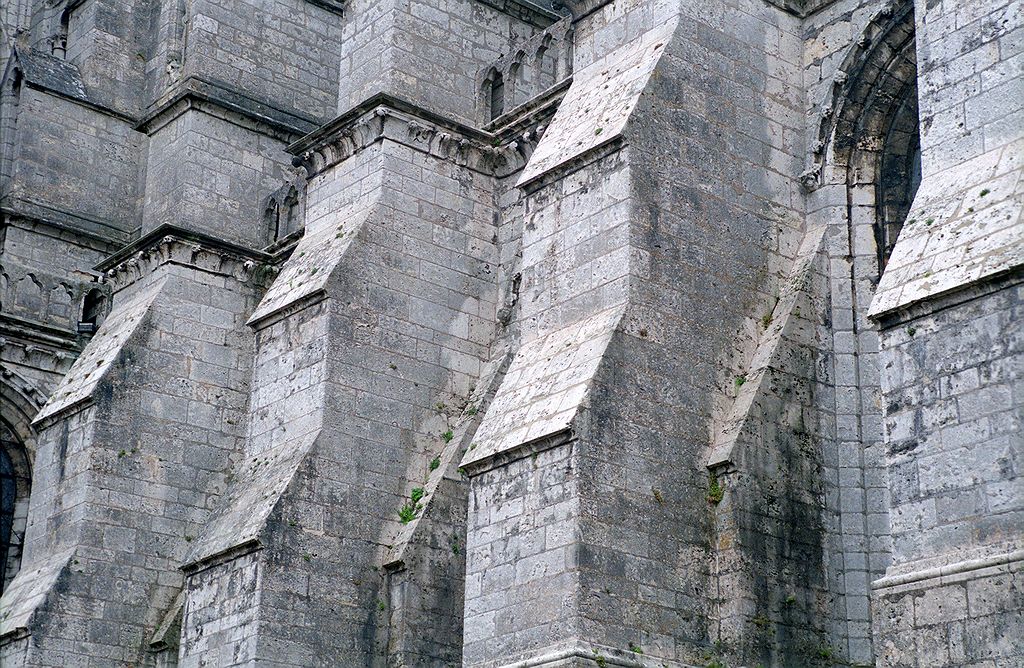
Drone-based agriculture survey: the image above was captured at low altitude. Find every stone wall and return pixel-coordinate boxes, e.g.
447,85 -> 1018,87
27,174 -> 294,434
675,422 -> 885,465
178,0 -> 346,123
6,85 -> 141,238
1,0 -> 1020,665
336,0 -> 558,125
873,280 -> 1023,666
139,106 -> 300,249
28,0 -> 152,117
0,239 -> 262,667
178,103 -> 502,665
866,0 -> 1023,664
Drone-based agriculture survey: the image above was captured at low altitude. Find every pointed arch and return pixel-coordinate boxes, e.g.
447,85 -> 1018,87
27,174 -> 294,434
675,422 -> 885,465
836,1 -> 920,278
807,3 -> 920,661
80,286 -> 108,334
484,67 -> 505,122
281,185 -> 300,238
0,367 -> 42,595
51,7 -> 71,58
264,195 -> 282,243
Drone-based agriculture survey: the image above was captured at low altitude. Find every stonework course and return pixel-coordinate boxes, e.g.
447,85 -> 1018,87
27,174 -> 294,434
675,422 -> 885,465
0,0 -> 1020,666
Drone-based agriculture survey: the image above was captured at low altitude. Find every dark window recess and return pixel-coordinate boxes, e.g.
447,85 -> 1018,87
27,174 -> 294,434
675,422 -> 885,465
79,288 -> 106,334
875,83 -> 921,275
489,71 -> 505,121
52,8 -> 71,58
266,186 -> 302,243
282,187 -> 300,238
266,199 -> 282,242
0,446 -> 16,595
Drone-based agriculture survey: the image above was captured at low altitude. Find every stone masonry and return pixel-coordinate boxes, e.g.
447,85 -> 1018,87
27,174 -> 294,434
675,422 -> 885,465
0,0 -> 1020,666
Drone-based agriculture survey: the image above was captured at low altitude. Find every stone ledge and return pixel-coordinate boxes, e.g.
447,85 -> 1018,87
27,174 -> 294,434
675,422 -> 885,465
873,549 -> 1024,593
291,92 -> 560,181
181,428 -> 320,571
180,539 -> 263,576
461,429 -> 574,477
495,640 -> 669,667
1,196 -> 132,248
871,264 -> 1024,330
516,21 -> 672,190
461,307 -> 624,471
0,548 -> 75,641
8,47 -> 135,123
137,76 -> 318,139
485,77 -> 571,139
0,312 -> 81,354
31,278 -> 165,427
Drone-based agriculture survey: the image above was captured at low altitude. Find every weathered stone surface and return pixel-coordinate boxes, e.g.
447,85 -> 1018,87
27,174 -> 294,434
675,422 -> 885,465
0,0 -> 1019,666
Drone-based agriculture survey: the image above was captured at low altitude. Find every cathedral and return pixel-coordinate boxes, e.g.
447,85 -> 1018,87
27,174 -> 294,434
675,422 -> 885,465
0,0 -> 1020,665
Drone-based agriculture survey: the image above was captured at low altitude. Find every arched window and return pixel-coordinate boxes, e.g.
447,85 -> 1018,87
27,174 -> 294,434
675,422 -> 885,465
282,187 -> 300,238
0,420 -> 29,596
510,51 -> 526,108
1,447 -> 16,587
487,69 -> 505,122
265,197 -> 282,243
876,92 -> 921,273
265,186 -> 302,244
816,0 -> 919,280
52,8 -> 71,59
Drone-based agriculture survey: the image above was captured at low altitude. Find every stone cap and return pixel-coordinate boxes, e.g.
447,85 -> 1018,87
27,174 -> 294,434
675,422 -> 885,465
869,139 -> 1023,320
6,47 -> 87,102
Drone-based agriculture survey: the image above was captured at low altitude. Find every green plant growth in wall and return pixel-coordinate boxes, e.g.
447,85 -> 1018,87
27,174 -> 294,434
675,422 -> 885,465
707,472 -> 724,504
398,487 -> 427,523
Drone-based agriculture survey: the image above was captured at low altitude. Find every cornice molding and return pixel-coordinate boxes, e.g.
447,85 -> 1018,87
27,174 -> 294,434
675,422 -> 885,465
762,0 -> 840,18
1,196 -> 132,249
0,316 -> 79,374
96,224 -> 275,293
0,363 -> 47,412
475,0 -> 564,27
289,93 -> 562,180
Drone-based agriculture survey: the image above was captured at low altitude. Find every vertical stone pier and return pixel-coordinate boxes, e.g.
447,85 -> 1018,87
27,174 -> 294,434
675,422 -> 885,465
461,2 -> 846,665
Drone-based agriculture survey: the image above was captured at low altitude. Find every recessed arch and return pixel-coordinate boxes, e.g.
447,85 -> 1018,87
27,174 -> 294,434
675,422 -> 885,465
0,371 -> 40,595
841,4 -> 919,279
484,67 -> 505,122
265,197 -> 282,243
811,0 -> 916,177
1,418 -> 31,595
80,286 -> 108,334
